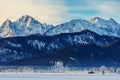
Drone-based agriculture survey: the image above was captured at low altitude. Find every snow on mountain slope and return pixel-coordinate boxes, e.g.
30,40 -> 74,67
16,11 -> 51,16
0,19 -> 15,37
0,15 -> 120,38
0,15 -> 53,38
45,19 -> 104,36
0,30 -> 119,63
45,17 -> 120,37
89,17 -> 120,36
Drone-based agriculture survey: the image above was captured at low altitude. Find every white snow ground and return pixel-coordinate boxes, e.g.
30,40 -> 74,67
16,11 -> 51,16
0,73 -> 119,80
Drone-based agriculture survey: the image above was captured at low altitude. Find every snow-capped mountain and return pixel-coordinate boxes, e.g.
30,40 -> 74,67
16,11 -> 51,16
89,17 -> 120,36
0,15 -> 53,37
45,17 -> 120,37
45,19 -> 98,35
0,15 -> 120,38
0,19 -> 15,37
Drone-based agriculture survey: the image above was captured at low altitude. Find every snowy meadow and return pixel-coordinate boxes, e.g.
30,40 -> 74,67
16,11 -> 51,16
0,73 -> 119,80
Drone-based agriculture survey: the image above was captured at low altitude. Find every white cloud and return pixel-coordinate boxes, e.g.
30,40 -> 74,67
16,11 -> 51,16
0,0 -> 37,24
0,0 -> 69,25
0,0 -> 120,25
30,0 -> 69,25
98,2 -> 120,15
80,0 -> 120,22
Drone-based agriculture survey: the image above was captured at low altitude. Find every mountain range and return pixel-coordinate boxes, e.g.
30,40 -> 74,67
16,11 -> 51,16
0,15 -> 120,67
0,15 -> 53,38
1,15 -> 120,38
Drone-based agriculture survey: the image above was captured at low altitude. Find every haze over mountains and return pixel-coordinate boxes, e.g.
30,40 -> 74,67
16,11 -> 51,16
0,15 -> 120,67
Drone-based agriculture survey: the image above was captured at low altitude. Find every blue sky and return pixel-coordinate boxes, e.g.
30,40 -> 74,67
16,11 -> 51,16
0,0 -> 120,25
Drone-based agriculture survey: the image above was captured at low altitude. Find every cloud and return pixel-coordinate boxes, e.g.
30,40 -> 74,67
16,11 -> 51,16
0,0 -> 69,25
0,0 -> 120,25
98,2 -> 120,14
0,0 -> 38,24
62,0 -> 120,22
30,0 -> 69,25
83,0 -> 120,19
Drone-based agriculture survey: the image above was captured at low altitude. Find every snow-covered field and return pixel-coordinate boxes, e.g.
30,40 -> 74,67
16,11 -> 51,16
0,73 -> 119,80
